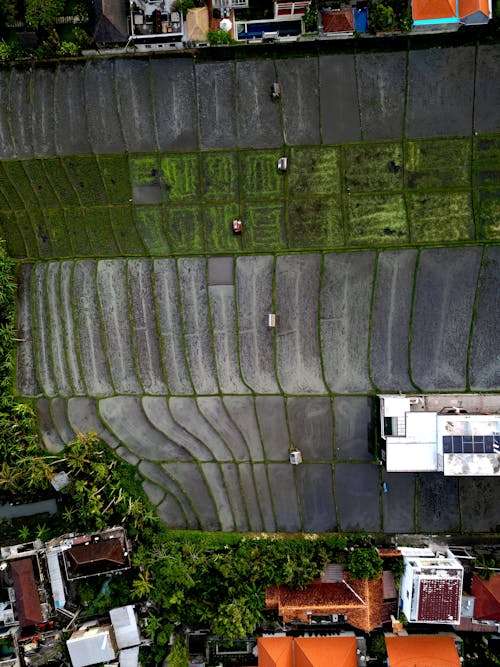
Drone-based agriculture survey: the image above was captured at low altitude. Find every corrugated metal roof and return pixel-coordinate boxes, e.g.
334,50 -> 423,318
47,551 -> 66,609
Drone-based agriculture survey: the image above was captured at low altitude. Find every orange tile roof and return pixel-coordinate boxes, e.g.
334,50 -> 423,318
385,636 -> 460,667
472,574 -> 500,621
294,637 -> 357,667
265,576 -> 383,633
412,0 -> 456,20
258,637 -> 293,667
458,0 -> 490,18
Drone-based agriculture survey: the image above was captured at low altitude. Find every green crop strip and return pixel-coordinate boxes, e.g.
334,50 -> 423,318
0,136 -> 498,261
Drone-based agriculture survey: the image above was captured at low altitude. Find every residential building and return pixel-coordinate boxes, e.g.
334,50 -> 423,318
399,548 -> 463,625
378,394 -> 500,475
385,635 -> 461,667
411,0 -> 491,28
266,568 -> 383,633
66,606 -> 141,667
258,635 -> 359,667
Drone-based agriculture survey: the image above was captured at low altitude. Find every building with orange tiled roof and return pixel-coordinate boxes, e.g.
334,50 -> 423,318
411,0 -> 491,26
265,573 -> 383,633
385,635 -> 461,667
257,636 -> 357,667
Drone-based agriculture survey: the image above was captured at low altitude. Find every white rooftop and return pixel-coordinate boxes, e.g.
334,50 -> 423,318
110,606 -> 140,650
380,395 -> 500,476
67,626 -> 116,667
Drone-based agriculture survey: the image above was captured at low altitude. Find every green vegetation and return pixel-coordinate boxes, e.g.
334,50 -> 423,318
407,138 -> 471,190
347,194 -> 407,245
166,205 -> 205,253
242,202 -> 287,251
288,146 -> 340,197
207,29 -> 237,45
204,203 -> 241,252
241,151 -> 284,200
201,152 -> 239,201
135,207 -> 170,255
288,198 -> 343,248
344,143 -> 403,192
346,547 -> 383,580
408,192 -> 474,243
160,154 -> 200,202
0,137 -> 497,259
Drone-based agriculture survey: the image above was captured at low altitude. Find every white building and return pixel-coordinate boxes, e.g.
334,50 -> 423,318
379,394 -> 500,475
399,548 -> 464,624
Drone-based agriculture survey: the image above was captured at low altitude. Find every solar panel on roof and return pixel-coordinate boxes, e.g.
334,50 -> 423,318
443,436 -> 452,453
442,434 -> 499,456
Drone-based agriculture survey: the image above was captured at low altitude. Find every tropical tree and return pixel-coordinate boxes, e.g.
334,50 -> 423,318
25,0 -> 65,29
347,547 -> 383,580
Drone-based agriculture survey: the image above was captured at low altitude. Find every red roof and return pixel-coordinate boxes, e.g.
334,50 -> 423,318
10,558 -> 43,627
472,574 -> 500,621
412,0 -> 456,20
386,636 -> 460,667
417,578 -> 461,622
321,9 -> 354,32
66,538 -> 125,576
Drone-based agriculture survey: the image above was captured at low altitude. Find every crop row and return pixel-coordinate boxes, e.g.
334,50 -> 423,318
17,249 -> 499,403
0,136 -> 499,259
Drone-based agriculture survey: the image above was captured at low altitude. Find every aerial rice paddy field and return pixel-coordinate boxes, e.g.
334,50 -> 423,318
0,135 -> 498,259
1,45 -> 499,534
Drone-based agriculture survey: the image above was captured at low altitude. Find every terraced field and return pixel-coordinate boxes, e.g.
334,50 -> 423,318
2,46 -> 500,534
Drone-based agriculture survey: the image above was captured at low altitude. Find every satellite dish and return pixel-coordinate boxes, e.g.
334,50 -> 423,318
220,18 -> 232,31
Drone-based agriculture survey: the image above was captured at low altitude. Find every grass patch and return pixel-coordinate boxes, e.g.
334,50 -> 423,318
83,207 -> 120,256
160,153 -> 200,202
0,163 -> 24,210
165,205 -> 205,254
202,152 -> 239,201
473,136 -> 500,190
347,194 -> 407,246
0,184 -> 10,211
477,191 -> 500,240
64,155 -> 108,206
406,138 -> 471,189
288,198 -> 344,249
135,206 -> 170,255
129,156 -> 161,186
98,155 -> 132,204
1,162 -> 40,210
408,192 -> 474,243
343,143 -> 403,192
46,208 -> 73,257
15,210 -> 39,258
25,209 -> 53,259
0,211 -> 27,258
23,160 -> 60,209
43,157 -> 80,206
241,202 -> 287,251
240,150 -> 284,200
287,146 -> 341,197
204,203 -> 242,252
110,206 -> 146,255
65,207 -> 92,256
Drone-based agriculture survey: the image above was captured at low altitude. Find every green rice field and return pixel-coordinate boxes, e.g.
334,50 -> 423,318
0,135 -> 499,260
